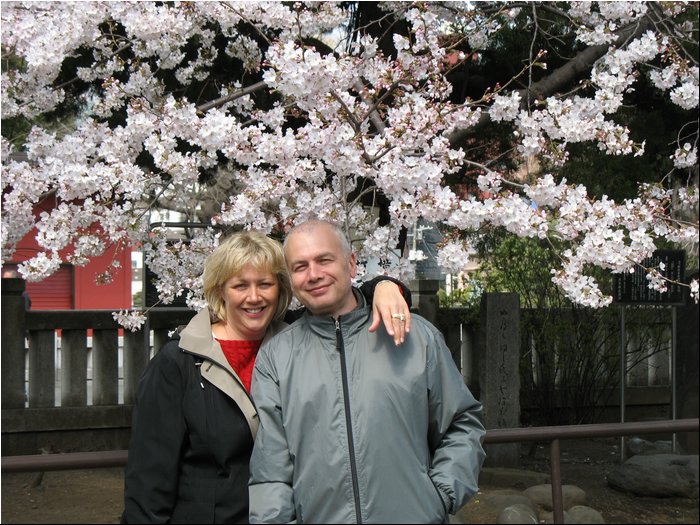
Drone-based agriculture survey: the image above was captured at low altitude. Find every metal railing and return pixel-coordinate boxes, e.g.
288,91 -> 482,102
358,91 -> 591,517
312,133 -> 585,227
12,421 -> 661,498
3,417 -> 697,524
486,418 -> 698,523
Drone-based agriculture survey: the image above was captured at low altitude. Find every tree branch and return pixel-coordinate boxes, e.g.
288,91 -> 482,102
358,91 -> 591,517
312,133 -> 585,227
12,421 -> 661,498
447,19 -> 650,148
196,80 -> 268,114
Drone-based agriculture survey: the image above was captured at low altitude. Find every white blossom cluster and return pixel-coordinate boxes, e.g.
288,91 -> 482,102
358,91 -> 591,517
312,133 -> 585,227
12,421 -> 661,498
672,143 -> 698,169
1,1 -> 698,329
436,240 -> 475,274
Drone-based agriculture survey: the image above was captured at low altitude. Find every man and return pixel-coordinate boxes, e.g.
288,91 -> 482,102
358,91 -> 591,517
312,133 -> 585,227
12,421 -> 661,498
249,219 -> 486,524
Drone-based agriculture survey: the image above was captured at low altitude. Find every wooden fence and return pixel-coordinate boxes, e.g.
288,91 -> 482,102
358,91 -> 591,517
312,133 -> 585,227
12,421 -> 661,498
2,277 -> 198,454
2,277 -> 690,457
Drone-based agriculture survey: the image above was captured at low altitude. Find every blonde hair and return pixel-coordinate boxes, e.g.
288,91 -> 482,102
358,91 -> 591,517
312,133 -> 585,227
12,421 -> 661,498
203,231 -> 292,323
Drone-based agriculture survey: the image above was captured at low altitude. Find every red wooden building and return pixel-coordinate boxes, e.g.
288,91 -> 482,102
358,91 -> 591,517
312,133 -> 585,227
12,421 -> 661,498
2,194 -> 132,310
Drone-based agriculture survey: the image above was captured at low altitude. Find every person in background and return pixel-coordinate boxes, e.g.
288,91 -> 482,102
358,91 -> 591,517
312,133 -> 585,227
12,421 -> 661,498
2,267 -> 31,309
121,230 -> 412,523
249,219 -> 486,524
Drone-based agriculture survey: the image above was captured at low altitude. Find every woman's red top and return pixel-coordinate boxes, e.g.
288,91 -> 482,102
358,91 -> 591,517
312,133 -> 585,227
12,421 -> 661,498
215,338 -> 262,393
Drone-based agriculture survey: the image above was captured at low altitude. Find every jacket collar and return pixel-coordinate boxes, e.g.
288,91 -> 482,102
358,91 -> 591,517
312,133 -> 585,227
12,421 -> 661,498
178,308 -> 286,440
179,308 -> 281,363
303,288 -> 370,337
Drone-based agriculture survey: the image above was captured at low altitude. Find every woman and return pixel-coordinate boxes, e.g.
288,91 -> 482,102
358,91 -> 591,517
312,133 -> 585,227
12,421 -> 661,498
122,231 -> 411,523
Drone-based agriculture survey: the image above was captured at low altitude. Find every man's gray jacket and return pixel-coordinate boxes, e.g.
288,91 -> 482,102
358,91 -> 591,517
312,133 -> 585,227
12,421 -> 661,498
249,291 -> 486,523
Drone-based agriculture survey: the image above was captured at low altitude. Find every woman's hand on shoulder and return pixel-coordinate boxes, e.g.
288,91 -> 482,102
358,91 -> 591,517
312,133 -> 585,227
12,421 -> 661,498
368,280 -> 411,346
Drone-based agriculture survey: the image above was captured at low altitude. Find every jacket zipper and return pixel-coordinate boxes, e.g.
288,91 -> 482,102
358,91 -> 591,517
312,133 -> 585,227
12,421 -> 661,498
336,318 -> 363,524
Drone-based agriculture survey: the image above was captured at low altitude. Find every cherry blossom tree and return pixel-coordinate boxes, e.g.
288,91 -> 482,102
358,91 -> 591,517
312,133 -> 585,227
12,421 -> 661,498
2,1 -> 698,329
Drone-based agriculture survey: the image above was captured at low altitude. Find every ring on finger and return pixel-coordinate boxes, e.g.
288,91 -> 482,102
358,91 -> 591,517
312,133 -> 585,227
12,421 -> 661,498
391,313 -> 406,322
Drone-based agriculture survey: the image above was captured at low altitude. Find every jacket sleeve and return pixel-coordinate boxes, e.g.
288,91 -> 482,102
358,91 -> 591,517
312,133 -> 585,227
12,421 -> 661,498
122,345 -> 186,523
248,343 -> 297,524
424,324 -> 486,514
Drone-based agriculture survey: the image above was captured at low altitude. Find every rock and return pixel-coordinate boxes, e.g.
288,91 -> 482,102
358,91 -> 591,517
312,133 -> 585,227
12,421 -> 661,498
539,509 -> 571,523
607,454 -> 699,498
497,503 -> 539,524
626,436 -> 653,455
452,490 -> 520,523
479,490 -> 538,512
453,489 -> 528,523
522,484 -> 587,510
626,437 -> 674,457
566,505 -> 605,524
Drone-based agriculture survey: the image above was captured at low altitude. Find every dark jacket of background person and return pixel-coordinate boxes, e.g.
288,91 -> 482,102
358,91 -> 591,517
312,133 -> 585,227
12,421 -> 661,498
249,291 -> 486,524
121,277 -> 410,524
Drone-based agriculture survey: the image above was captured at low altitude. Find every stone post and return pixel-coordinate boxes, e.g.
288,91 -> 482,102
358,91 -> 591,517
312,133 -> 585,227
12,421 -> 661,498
2,278 -> 27,408
477,292 -> 521,467
60,329 -> 88,406
122,329 -> 150,404
676,272 -> 699,454
411,279 -> 440,325
92,329 -> 119,405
